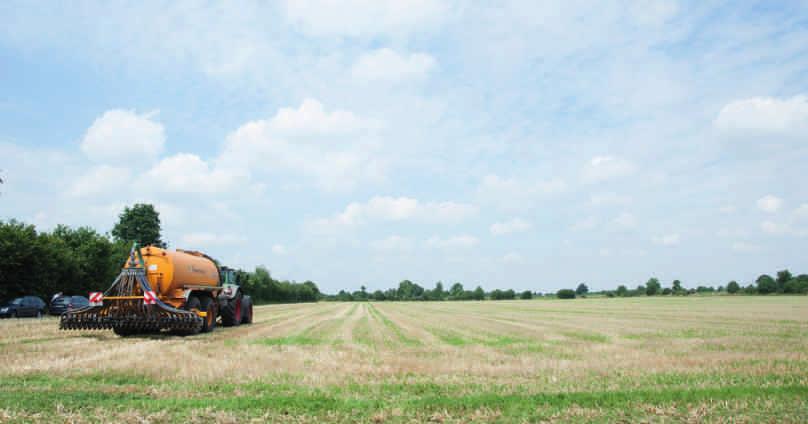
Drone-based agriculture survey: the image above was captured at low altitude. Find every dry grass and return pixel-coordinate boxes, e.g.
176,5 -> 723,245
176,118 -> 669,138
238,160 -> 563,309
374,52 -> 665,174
0,296 -> 806,421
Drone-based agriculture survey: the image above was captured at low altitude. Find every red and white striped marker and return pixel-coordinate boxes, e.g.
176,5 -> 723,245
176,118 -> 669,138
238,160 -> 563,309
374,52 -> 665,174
89,292 -> 103,306
143,290 -> 157,305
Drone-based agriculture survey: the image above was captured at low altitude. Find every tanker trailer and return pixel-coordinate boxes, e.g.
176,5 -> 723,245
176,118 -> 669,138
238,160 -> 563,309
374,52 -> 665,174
60,243 -> 253,336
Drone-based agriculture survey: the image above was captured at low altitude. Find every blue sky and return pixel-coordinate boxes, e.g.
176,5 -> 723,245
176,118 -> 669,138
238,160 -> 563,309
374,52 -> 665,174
2,1 -> 808,294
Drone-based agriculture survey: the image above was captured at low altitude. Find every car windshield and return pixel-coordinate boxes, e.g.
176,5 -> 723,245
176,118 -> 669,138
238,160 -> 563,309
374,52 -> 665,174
11,298 -> 23,305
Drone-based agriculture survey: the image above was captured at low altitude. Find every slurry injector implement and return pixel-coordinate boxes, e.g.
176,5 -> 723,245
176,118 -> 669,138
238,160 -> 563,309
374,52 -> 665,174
60,243 -> 253,336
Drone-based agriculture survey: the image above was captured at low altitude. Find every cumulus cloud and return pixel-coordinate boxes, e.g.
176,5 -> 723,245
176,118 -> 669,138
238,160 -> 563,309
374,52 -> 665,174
757,195 -> 783,213
310,196 -> 477,231
147,153 -> 244,194
80,109 -> 164,161
653,233 -> 680,246
583,156 -> 635,183
220,99 -> 385,191
267,98 -> 380,136
283,0 -> 447,37
352,48 -> 436,82
68,165 -> 131,197
490,218 -> 532,236
715,95 -> 808,136
426,235 -> 478,249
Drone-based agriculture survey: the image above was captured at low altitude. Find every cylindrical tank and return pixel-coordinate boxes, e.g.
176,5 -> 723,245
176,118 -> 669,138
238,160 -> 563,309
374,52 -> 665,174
127,247 -> 220,300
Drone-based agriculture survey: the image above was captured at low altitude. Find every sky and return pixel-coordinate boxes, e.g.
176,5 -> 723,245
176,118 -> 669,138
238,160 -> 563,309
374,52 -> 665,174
1,1 -> 808,294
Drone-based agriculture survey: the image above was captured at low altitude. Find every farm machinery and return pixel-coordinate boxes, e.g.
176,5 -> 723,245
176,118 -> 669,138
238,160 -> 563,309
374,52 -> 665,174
60,243 -> 253,336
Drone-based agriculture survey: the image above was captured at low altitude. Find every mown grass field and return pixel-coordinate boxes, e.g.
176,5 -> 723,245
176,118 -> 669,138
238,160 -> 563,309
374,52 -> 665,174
0,297 -> 806,422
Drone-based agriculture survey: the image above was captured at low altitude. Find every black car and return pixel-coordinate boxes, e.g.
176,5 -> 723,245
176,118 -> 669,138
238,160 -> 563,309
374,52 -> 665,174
0,296 -> 47,318
49,295 -> 90,316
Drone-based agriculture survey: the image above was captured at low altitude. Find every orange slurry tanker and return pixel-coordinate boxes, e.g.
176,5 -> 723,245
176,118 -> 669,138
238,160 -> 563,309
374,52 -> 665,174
60,243 -> 253,336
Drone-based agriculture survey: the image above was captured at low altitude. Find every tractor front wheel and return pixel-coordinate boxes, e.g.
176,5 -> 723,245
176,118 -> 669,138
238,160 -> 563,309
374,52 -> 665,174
220,293 -> 243,327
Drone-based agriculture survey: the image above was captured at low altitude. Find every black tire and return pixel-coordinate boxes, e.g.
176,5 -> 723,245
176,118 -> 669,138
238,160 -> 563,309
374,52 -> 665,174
220,292 -> 243,327
241,296 -> 253,324
199,296 -> 217,333
183,295 -> 203,335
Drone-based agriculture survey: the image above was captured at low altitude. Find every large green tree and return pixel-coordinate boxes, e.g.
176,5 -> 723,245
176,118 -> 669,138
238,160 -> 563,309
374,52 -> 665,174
645,278 -> 661,296
575,283 -> 589,295
111,204 -> 165,247
756,274 -> 776,294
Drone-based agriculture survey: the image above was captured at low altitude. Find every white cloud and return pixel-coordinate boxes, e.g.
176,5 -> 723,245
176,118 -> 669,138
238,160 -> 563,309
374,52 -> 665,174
147,153 -> 243,194
653,233 -> 680,246
352,48 -> 436,82
502,252 -> 524,264
311,196 -> 477,231
80,109 -> 164,161
582,156 -> 635,183
283,0 -> 447,37
272,244 -> 287,255
715,95 -> 808,135
220,99 -> 385,191
426,235 -> 479,249
181,232 -> 246,247
490,218 -> 532,236
68,165 -> 131,197
267,98 -> 380,136
757,195 -> 783,213
370,235 -> 414,251
795,204 -> 808,218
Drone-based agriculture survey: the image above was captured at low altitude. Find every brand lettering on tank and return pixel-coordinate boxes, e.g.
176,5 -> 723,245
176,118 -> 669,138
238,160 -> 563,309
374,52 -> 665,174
188,265 -> 206,274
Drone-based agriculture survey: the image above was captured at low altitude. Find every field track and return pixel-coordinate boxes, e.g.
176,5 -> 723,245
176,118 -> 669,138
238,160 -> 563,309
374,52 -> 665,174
0,297 -> 806,422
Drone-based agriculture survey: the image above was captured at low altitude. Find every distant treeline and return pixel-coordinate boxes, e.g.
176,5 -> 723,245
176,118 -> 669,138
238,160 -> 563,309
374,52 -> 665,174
554,273 -> 808,299
329,271 -> 808,302
324,280 -> 534,302
0,217 -> 320,304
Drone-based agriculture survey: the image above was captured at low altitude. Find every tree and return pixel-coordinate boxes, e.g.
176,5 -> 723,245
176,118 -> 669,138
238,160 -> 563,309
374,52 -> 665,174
776,270 -> 792,293
111,204 -> 165,247
727,281 -> 740,294
575,283 -> 589,296
616,285 -> 628,297
472,286 -> 485,300
635,285 -> 646,296
645,278 -> 661,296
756,274 -> 776,294
556,289 -> 576,299
672,280 -> 683,294
449,282 -> 465,300
520,290 -> 533,300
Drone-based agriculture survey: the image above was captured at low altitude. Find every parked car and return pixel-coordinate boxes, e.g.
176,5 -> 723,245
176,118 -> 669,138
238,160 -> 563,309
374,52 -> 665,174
0,296 -> 48,318
49,295 -> 90,316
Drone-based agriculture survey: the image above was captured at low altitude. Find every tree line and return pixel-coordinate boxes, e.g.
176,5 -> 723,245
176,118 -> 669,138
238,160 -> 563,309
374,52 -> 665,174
324,280 -> 535,302
0,204 -> 319,304
554,272 -> 808,299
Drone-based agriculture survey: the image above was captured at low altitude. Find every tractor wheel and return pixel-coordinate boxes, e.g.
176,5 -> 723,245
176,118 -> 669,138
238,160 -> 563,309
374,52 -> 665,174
182,295 -> 203,335
220,293 -> 243,327
241,296 -> 253,324
199,296 -> 217,333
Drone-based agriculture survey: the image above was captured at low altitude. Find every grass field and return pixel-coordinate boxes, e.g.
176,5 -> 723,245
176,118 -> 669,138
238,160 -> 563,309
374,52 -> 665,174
1,297 -> 807,422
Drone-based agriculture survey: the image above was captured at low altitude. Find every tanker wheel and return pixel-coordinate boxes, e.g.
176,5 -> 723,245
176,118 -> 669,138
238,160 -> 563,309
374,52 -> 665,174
199,296 -> 217,333
183,295 -> 203,335
220,293 -> 243,327
241,296 -> 253,324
